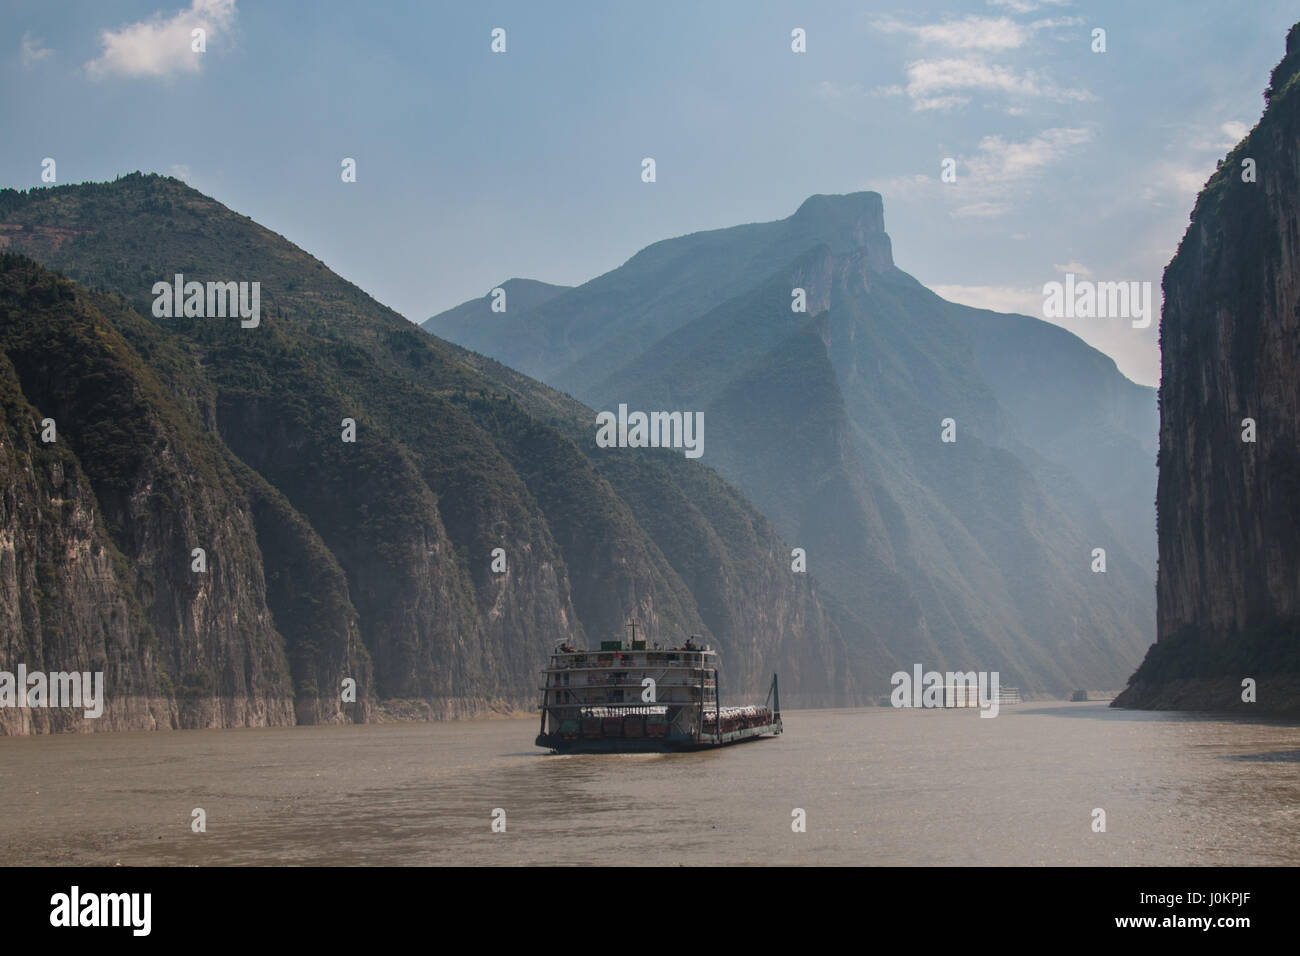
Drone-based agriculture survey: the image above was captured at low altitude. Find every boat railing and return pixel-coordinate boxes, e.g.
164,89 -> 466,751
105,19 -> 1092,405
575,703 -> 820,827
547,653 -> 714,670
561,674 -> 715,688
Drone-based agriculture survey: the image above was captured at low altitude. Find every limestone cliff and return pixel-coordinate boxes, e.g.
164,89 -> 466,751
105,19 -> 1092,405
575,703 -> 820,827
1116,23 -> 1300,714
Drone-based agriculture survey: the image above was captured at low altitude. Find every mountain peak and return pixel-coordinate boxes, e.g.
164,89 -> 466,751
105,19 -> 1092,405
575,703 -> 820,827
791,191 -> 885,232
787,192 -> 893,271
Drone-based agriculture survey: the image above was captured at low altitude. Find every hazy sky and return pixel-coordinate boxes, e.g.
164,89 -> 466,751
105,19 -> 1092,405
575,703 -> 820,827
3,0 -> 1296,386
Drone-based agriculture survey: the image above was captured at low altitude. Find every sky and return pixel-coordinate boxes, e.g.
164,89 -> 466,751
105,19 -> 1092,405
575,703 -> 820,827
2,0 -> 1297,387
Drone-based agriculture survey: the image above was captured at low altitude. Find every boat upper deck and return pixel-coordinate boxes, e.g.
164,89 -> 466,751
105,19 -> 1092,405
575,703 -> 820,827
544,644 -> 716,672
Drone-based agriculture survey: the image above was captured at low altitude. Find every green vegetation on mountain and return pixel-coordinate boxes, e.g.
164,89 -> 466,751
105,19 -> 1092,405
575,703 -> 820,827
0,174 -> 871,732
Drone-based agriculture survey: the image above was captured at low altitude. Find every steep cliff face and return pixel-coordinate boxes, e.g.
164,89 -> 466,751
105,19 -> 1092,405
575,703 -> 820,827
237,464 -> 374,726
1116,23 -> 1300,714
0,351 -> 176,733
0,256 -> 299,729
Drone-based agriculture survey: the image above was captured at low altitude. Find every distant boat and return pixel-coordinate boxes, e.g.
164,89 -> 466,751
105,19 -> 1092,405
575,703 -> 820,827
933,685 -> 1021,706
1070,689 -> 1089,702
535,630 -> 782,753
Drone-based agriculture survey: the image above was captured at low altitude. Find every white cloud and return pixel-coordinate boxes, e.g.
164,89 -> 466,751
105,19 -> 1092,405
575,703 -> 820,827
20,32 -> 53,68
85,0 -> 237,80
873,10 -> 1089,112
1139,162 -> 1212,204
874,12 -> 1082,52
906,58 -> 1032,105
876,15 -> 1030,51
867,128 -> 1091,219
1184,119 -> 1253,151
1219,120 -> 1249,144
945,127 -> 1092,217
903,57 -> 1091,111
965,127 -> 1092,182
986,0 -> 1071,12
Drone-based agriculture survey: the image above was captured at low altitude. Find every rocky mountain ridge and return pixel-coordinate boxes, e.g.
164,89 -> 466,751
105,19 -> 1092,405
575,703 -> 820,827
0,176 -> 875,733
428,192 -> 1160,697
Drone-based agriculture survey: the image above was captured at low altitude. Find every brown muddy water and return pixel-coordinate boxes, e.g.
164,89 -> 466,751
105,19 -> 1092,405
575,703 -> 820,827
1,703 -> 1297,866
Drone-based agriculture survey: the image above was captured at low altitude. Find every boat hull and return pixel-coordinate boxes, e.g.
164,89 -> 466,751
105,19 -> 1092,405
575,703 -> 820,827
537,719 -> 783,753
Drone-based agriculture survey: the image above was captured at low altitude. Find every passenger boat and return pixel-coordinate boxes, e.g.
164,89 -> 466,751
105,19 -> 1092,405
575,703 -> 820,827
535,629 -> 783,753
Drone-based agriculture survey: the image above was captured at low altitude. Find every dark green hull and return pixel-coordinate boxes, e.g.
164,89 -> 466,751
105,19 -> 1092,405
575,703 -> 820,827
536,719 -> 782,753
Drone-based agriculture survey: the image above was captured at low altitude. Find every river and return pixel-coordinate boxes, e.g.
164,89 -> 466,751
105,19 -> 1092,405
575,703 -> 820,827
1,702 -> 1297,865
